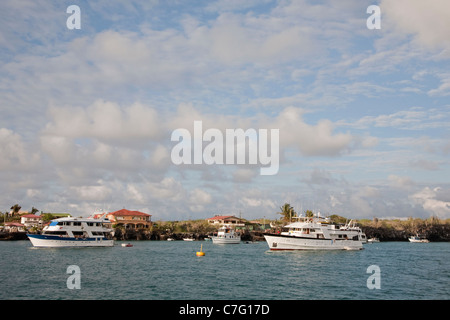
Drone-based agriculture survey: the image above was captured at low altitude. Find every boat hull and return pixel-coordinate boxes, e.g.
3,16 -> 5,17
408,238 -> 429,243
27,234 -> 114,248
211,237 -> 241,244
264,234 -> 363,250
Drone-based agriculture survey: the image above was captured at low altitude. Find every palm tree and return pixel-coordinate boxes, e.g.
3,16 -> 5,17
10,204 -> 21,217
305,209 -> 314,218
277,203 -> 296,222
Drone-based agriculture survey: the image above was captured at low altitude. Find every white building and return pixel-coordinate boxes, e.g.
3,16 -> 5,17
20,214 -> 43,228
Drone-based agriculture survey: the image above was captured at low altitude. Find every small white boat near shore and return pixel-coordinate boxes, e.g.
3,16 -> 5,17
408,235 -> 429,243
210,225 -> 241,244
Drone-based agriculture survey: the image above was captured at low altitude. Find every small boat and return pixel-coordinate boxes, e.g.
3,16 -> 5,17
210,225 -> 241,244
183,237 -> 195,241
121,243 -> 133,247
367,237 -> 380,243
409,235 -> 429,243
167,237 -> 175,241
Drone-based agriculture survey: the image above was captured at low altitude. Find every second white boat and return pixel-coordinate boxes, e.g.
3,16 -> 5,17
210,225 -> 241,244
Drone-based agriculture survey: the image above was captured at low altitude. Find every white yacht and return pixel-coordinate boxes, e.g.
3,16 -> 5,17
27,215 -> 114,248
264,214 -> 366,250
211,225 -> 241,244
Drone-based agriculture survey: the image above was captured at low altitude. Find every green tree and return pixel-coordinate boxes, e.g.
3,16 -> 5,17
305,210 -> 314,218
277,203 -> 296,222
10,204 -> 21,216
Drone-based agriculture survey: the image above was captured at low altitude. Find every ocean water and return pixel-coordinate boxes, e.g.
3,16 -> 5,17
0,240 -> 448,300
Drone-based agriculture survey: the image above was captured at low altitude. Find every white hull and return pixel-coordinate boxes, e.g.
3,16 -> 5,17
28,234 -> 114,248
211,237 -> 241,244
264,234 -> 363,250
409,238 -> 429,243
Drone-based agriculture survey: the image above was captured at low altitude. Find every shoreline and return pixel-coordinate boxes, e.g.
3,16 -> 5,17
2,216 -> 450,242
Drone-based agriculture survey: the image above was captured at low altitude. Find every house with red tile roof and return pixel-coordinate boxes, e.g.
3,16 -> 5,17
20,214 -> 43,228
206,215 -> 245,227
105,209 -> 152,229
4,222 -> 26,233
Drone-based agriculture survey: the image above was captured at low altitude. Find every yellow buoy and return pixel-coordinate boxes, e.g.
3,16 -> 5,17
196,244 -> 205,256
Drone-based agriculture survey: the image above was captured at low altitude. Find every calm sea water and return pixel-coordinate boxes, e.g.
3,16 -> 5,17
0,240 -> 448,300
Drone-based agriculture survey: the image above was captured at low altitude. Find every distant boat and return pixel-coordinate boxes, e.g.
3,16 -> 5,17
409,235 -> 429,243
367,237 -> 380,243
183,237 -> 195,241
121,243 -> 133,247
167,237 -> 175,241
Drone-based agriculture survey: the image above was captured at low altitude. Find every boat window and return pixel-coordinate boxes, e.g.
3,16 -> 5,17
73,222 -> 81,226
45,231 -> 68,235
87,222 -> 94,226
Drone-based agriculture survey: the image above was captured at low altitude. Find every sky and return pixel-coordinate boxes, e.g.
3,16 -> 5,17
1,0 -> 449,221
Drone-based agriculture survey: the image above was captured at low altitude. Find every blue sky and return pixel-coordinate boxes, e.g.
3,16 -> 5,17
1,0 -> 449,220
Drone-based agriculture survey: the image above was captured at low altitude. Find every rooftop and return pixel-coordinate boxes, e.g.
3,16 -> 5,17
108,209 -> 151,217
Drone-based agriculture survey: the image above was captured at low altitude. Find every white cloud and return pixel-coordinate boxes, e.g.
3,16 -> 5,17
0,128 -> 39,170
270,107 -> 354,156
44,100 -> 162,143
381,0 -> 450,54
388,175 -> 415,190
410,187 -> 450,218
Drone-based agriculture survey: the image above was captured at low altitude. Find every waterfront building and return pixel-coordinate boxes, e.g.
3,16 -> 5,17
20,214 -> 43,228
4,222 -> 26,233
105,209 -> 152,229
206,215 -> 245,227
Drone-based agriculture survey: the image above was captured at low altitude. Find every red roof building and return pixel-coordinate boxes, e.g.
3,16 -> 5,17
20,214 -> 43,228
106,209 -> 152,229
206,215 -> 244,226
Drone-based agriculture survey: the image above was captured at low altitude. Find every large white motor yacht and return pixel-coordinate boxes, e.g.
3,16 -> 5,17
27,216 -> 114,247
264,214 -> 366,250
